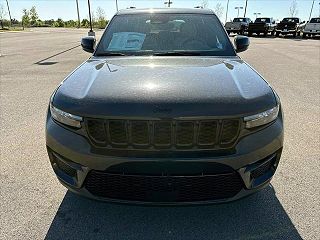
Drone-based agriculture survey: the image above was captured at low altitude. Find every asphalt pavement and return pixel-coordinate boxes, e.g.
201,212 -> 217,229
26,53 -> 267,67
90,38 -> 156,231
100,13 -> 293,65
0,28 -> 319,240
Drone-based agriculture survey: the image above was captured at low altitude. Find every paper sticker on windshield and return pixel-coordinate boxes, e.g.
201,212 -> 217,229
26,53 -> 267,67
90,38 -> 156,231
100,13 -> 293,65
107,32 -> 146,51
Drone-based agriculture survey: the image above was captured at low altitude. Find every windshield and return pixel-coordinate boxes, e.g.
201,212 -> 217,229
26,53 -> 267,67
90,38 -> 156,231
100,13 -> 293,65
95,13 -> 235,56
310,18 -> 320,23
234,18 -> 246,22
255,18 -> 270,23
282,18 -> 299,23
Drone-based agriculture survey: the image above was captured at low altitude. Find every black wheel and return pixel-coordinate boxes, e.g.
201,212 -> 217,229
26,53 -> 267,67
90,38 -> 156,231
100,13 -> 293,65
292,32 -> 296,38
248,32 -> 252,37
275,32 -> 280,37
264,31 -> 268,37
227,31 -> 231,35
302,33 -> 306,38
239,29 -> 245,35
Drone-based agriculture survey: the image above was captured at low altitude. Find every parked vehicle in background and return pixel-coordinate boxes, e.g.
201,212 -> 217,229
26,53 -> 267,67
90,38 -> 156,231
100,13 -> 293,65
303,18 -> 320,38
248,18 -> 276,37
276,18 -> 306,37
225,18 -> 252,35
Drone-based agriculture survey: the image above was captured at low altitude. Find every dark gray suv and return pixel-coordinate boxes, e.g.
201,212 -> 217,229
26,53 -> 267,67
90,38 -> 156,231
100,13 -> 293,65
46,8 -> 283,204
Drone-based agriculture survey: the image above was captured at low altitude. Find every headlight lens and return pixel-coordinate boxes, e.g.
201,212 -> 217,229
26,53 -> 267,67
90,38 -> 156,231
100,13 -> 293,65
244,105 -> 279,129
50,104 -> 82,128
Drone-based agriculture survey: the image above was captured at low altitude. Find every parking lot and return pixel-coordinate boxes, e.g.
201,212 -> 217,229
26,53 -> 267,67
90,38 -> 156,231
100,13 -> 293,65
0,28 -> 319,240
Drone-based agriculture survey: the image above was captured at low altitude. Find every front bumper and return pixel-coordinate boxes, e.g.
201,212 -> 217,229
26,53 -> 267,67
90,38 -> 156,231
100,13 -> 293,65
276,29 -> 297,34
303,29 -> 320,34
46,114 -> 284,205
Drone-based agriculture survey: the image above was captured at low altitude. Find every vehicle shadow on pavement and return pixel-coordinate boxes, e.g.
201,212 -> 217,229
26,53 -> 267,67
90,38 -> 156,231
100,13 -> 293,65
45,185 -> 302,240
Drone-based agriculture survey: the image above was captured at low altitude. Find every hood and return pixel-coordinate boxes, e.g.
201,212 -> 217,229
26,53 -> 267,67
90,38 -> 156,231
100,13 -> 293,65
305,23 -> 320,31
53,57 -> 276,118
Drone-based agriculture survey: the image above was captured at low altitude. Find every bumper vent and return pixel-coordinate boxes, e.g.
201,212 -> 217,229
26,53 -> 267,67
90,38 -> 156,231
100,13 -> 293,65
86,118 -> 241,150
84,171 -> 243,202
251,156 -> 276,179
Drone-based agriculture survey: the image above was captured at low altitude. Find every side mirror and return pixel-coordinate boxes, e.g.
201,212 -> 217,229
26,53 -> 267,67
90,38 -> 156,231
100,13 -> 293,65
81,37 -> 96,53
234,35 -> 250,53
272,21 -> 276,24
301,21 -> 305,24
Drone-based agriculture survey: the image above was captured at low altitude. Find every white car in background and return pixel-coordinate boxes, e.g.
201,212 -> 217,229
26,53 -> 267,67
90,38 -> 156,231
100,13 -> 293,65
303,17 -> 320,38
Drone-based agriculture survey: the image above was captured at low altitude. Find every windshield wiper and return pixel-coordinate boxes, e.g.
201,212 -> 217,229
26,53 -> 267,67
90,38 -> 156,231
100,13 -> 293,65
96,52 -> 128,56
153,51 -> 202,56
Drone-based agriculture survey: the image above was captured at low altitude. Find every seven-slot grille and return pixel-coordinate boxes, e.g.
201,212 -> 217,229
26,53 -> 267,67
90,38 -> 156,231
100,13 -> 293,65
85,118 -> 241,150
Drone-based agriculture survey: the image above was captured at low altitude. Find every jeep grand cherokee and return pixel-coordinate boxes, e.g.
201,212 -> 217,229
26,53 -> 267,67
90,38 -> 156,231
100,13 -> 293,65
46,8 -> 283,204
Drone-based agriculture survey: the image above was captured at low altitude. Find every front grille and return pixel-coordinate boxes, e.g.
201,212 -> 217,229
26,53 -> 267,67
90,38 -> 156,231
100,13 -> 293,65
86,118 -> 241,150
84,171 -> 243,202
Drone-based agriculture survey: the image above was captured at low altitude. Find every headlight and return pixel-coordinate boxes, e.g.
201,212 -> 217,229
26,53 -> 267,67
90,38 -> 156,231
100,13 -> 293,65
244,105 -> 279,129
50,103 -> 82,128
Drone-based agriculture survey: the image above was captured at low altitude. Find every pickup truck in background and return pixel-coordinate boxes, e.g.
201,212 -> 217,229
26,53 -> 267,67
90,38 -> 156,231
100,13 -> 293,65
248,18 -> 277,37
225,18 -> 252,35
303,17 -> 320,38
276,17 -> 306,37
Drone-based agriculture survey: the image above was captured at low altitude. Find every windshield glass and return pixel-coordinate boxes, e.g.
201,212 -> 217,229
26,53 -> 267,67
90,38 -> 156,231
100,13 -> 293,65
95,13 -> 235,56
234,18 -> 246,22
310,18 -> 320,23
282,18 -> 299,23
255,18 -> 270,23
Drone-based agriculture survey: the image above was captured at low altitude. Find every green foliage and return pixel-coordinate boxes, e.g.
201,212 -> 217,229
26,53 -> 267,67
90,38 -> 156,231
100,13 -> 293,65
22,9 -> 30,27
81,19 -> 90,28
30,6 -> 39,26
64,20 -> 77,28
96,7 -> 107,29
18,5 -> 109,29
53,18 -> 65,27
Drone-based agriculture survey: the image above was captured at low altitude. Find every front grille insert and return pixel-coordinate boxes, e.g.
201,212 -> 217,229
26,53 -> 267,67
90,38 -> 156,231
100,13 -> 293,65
85,171 -> 243,202
86,118 -> 241,150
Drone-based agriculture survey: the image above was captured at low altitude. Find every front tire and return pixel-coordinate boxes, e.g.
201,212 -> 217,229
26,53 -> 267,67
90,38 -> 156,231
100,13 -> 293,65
275,32 -> 280,37
248,31 -> 252,37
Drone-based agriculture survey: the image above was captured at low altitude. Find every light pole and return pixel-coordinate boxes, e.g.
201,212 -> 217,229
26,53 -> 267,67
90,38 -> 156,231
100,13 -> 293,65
253,13 -> 261,19
164,1 -> 173,7
5,0 -> 12,26
87,0 -> 95,36
75,0 -> 80,28
235,6 -> 243,18
244,0 -> 248,17
116,0 -> 119,12
309,0 -> 315,21
225,0 -> 230,23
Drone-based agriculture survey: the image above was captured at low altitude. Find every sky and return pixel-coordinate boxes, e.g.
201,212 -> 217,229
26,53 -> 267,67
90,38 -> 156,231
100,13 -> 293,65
1,0 -> 319,23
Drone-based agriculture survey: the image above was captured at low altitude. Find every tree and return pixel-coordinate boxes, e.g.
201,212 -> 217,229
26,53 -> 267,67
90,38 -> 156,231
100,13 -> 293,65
214,3 -> 224,19
96,7 -> 107,29
0,4 -> 7,29
200,0 -> 209,8
54,18 -> 64,27
22,8 -> 30,28
289,0 -> 298,17
81,19 -> 90,28
30,6 -> 38,25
